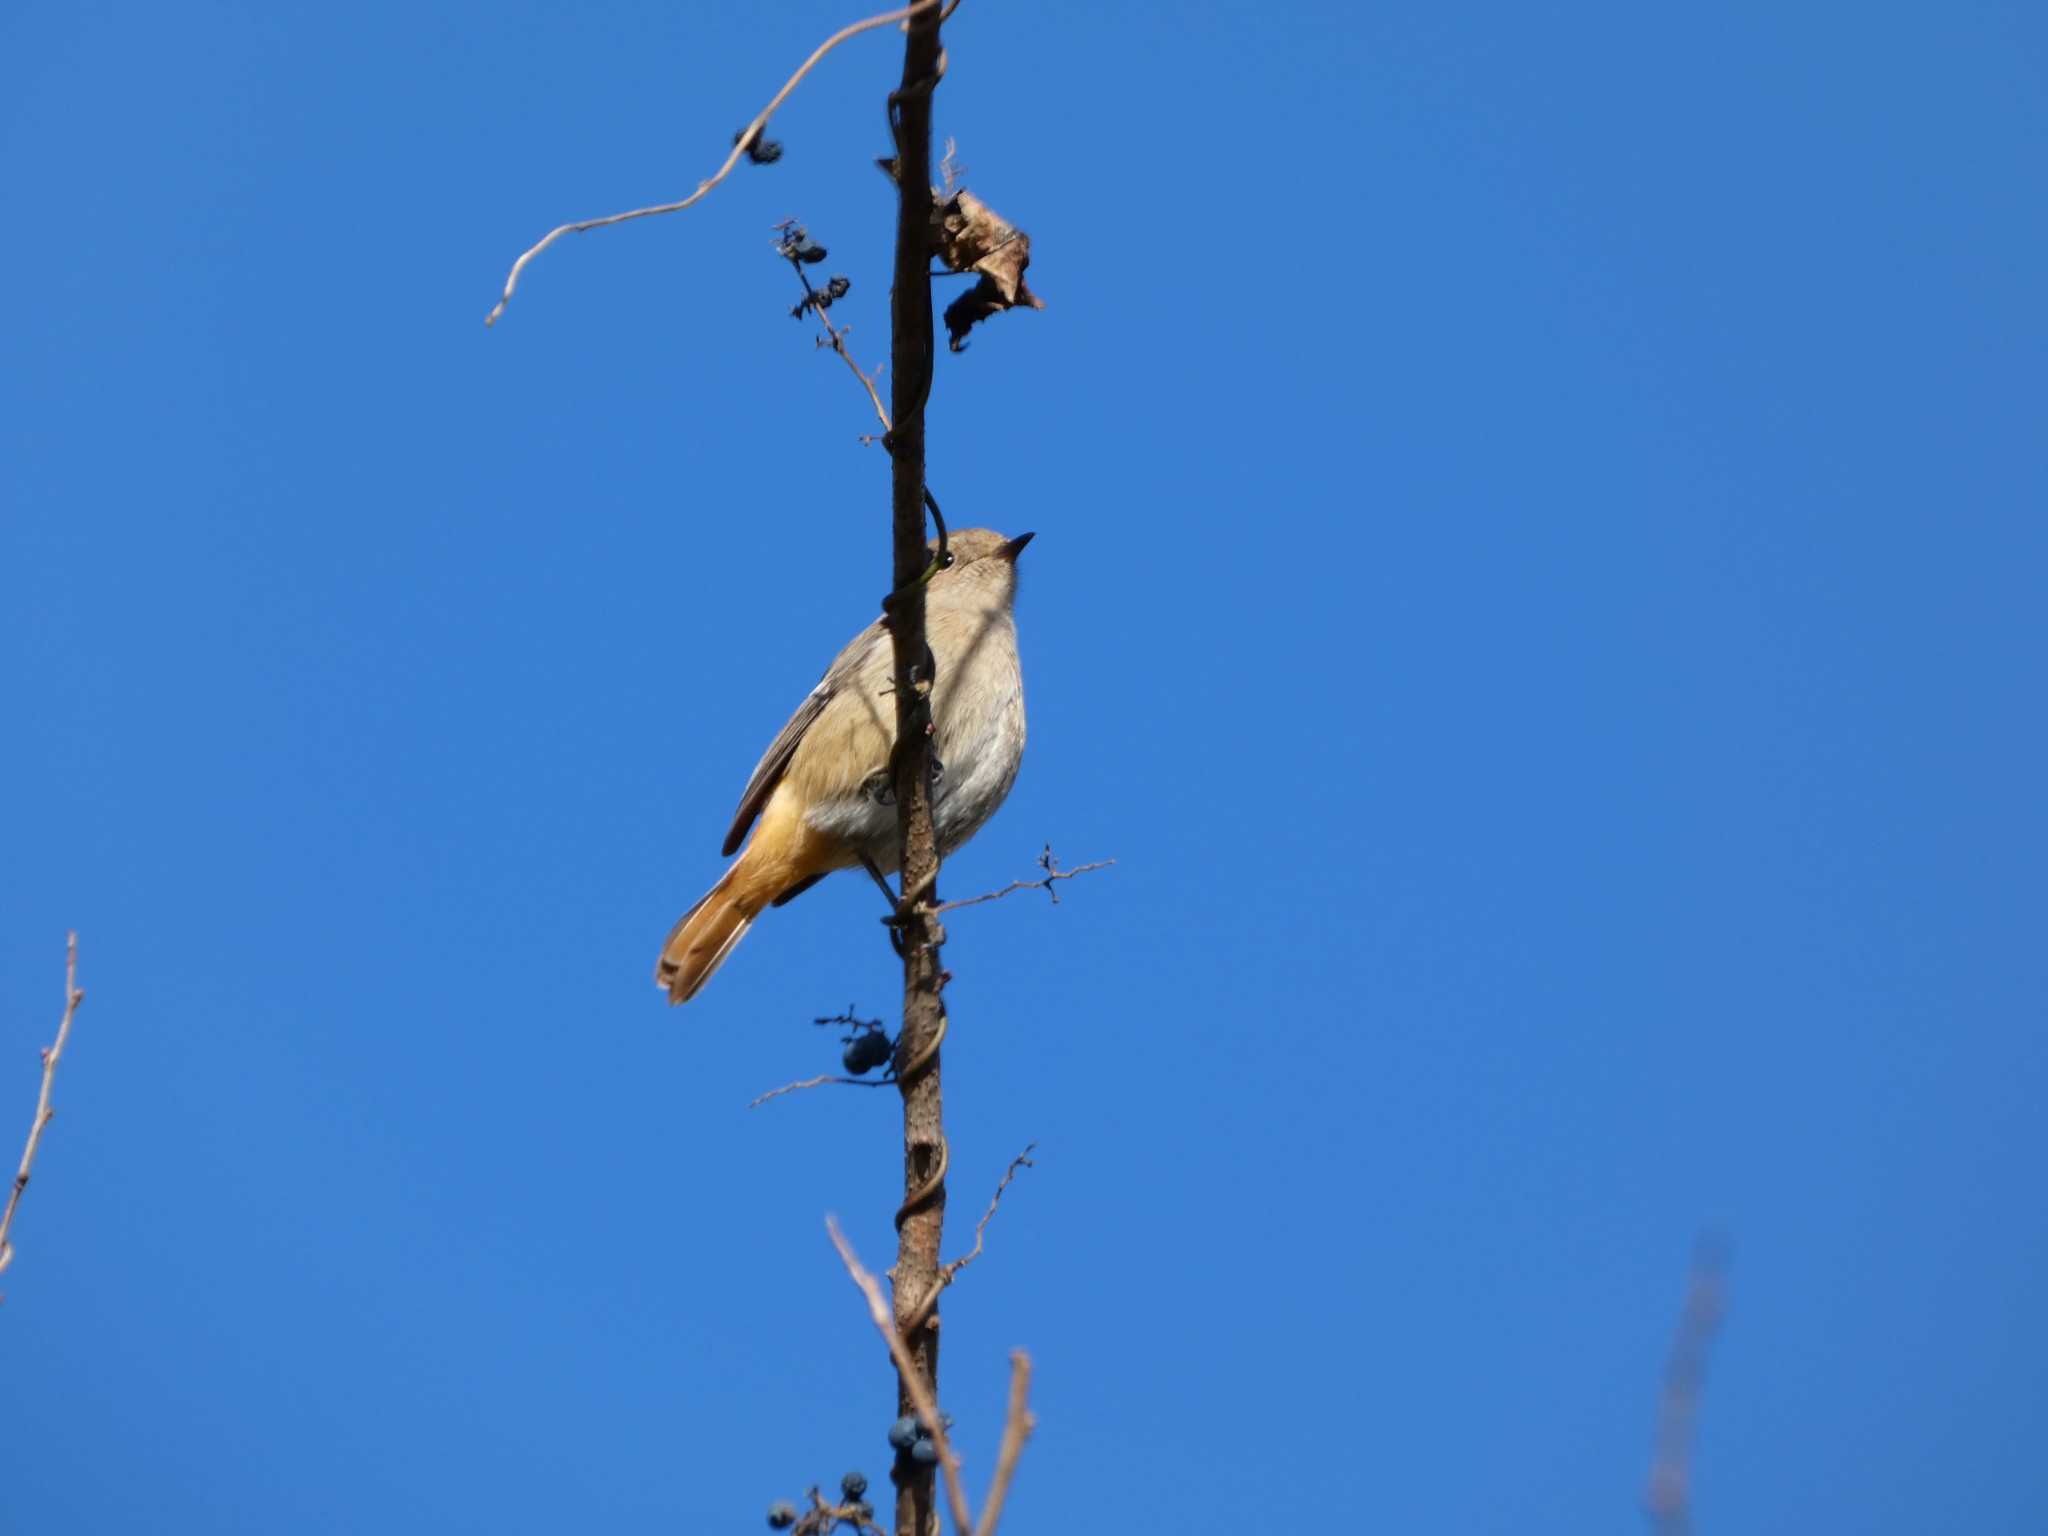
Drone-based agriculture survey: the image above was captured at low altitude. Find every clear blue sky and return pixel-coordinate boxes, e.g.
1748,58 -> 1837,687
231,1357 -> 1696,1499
4,1 -> 2044,1530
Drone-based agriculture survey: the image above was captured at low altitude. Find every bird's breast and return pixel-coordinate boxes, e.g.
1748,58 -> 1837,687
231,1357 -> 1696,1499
929,619 -> 1026,856
797,607 -> 1025,871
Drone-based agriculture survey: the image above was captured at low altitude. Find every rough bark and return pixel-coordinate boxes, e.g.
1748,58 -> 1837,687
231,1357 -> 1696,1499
884,9 -> 948,1536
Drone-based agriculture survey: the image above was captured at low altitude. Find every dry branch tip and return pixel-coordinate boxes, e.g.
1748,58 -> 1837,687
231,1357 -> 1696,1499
935,847 -> 1114,913
1645,1236 -> 1730,1536
484,0 -> 950,326
0,934 -> 85,1290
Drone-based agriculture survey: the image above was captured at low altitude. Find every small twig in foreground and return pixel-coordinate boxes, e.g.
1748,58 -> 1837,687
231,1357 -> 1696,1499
902,1143 -> 1034,1332
1645,1236 -> 1729,1536
935,846 -> 1114,914
485,0 -> 949,326
973,1352 -> 1035,1536
0,933 -> 86,1286
827,1216 -> 976,1536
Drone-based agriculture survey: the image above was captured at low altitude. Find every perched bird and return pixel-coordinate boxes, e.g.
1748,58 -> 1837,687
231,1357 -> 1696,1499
656,528 -> 1032,1004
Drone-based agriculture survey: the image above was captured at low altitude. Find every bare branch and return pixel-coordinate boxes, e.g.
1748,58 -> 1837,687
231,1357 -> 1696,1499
485,0 -> 951,326
934,846 -> 1114,914
748,1072 -> 897,1110
945,1143 -> 1033,1284
0,934 -> 86,1285
972,1352 -> 1035,1536
902,1143 -> 1034,1332
1645,1236 -> 1729,1536
827,1216 -> 975,1536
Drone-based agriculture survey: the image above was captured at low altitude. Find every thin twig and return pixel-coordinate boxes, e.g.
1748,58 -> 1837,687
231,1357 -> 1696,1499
827,1216 -> 976,1536
943,1143 -> 1034,1284
0,934 -> 86,1283
820,323 -> 892,442
748,1073 -> 898,1110
485,0 -> 950,326
786,250 -> 892,440
901,1143 -> 1034,1332
972,1352 -> 1035,1536
935,849 -> 1114,913
1645,1236 -> 1729,1536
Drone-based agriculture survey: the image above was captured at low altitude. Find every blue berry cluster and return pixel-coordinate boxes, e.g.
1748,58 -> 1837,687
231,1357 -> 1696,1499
814,1007 -> 892,1076
773,225 -> 855,321
841,1028 -> 891,1075
886,1412 -> 952,1467
776,224 -> 830,266
763,1470 -> 873,1532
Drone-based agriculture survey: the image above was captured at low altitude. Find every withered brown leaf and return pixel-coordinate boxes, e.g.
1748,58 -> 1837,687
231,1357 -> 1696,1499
931,190 -> 1045,352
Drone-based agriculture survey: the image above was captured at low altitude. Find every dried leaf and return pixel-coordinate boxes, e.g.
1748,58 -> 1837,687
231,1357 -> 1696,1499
931,190 -> 1045,352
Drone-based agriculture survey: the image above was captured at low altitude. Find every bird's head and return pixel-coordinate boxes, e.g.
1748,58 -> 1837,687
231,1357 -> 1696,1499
929,527 -> 1033,607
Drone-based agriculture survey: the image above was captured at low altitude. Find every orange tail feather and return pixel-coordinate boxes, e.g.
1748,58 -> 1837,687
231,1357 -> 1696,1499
658,792 -> 844,1005
655,864 -> 759,1004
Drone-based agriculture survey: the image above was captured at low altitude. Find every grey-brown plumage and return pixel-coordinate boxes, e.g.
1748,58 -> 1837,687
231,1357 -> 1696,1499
656,528 -> 1031,1003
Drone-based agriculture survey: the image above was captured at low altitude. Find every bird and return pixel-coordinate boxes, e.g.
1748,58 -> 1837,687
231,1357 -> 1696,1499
655,528 -> 1032,1004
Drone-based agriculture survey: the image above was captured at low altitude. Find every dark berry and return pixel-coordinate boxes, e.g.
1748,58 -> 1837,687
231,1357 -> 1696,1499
843,1031 -> 891,1075
767,1502 -> 797,1529
887,1414 -> 920,1450
909,1438 -> 939,1466
840,1471 -> 868,1499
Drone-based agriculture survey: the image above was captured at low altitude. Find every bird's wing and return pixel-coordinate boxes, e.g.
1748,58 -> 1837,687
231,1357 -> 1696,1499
720,617 -> 888,856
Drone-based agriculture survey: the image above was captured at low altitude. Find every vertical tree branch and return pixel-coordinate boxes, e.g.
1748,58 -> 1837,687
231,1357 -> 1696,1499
884,10 -> 947,1536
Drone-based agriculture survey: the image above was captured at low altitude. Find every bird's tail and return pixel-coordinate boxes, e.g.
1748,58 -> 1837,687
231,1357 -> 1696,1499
655,863 -> 760,1005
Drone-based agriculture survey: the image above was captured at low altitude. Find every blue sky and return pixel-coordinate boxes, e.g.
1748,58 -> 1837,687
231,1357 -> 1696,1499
4,1 -> 2045,1530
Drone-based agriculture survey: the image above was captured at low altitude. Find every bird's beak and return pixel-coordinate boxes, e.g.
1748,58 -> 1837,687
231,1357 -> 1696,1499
999,531 -> 1036,561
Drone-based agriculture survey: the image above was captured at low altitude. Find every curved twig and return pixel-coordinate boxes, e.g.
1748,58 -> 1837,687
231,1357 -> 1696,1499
900,1142 -> 1033,1333
486,0 -> 950,326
